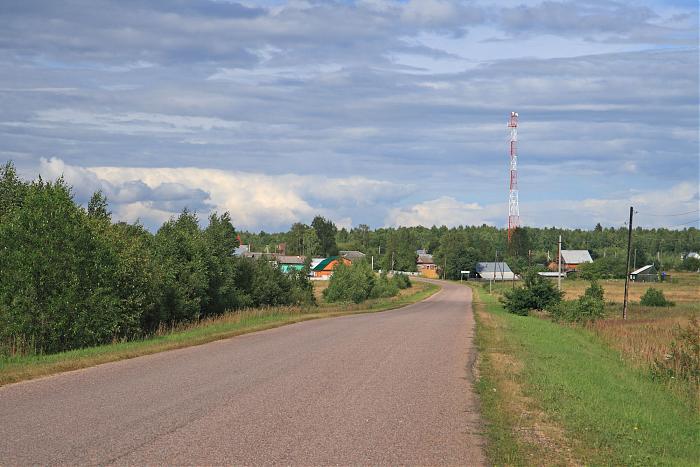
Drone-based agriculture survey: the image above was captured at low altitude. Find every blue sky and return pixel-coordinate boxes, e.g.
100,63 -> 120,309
1,0 -> 698,231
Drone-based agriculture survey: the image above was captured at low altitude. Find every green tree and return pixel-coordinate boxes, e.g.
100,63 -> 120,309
312,215 -> 338,256
434,231 -> 478,279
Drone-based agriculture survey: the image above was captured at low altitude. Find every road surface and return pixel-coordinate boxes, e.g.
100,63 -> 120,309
0,280 -> 485,465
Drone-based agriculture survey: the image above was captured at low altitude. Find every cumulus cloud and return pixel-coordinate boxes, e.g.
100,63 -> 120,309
386,196 -> 498,227
37,158 -> 412,231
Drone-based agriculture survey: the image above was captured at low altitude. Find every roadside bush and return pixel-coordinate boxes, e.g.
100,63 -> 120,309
392,273 -> 412,290
640,288 -> 675,307
549,281 -> 606,323
323,261 -> 376,304
370,272 -> 399,299
500,269 -> 563,316
652,316 -> 699,388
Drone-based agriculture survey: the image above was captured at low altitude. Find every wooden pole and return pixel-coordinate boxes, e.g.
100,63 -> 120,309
557,235 -> 562,291
623,206 -> 634,320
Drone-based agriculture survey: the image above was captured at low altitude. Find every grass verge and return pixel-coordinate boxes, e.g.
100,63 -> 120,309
472,285 -> 700,466
0,280 -> 439,387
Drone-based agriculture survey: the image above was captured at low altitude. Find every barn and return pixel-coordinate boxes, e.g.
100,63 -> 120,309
630,264 -> 658,282
475,262 -> 517,281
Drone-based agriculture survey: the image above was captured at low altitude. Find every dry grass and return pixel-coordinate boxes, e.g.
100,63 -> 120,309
562,271 -> 699,303
568,273 -> 700,407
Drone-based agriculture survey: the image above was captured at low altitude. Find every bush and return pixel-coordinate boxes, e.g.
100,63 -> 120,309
548,281 -> 606,323
578,256 -> 627,280
680,256 -> 700,272
640,288 -> 675,307
652,316 -> 699,388
323,261 -> 376,304
392,273 -> 412,290
370,273 -> 399,299
500,269 -> 563,316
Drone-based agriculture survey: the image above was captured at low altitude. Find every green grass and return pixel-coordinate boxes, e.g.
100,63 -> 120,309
0,281 -> 439,387
472,286 -> 700,466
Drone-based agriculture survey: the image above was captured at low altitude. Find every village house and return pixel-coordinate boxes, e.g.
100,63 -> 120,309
475,262 -> 517,281
630,264 -> 658,282
340,250 -> 366,263
549,249 -> 593,272
276,255 -> 306,274
310,256 -> 352,280
416,250 -> 438,278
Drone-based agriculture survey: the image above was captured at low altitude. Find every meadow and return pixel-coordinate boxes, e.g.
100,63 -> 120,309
472,272 -> 699,465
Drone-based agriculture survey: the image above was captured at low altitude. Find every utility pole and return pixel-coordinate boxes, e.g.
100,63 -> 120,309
443,256 -> 447,280
622,206 -> 634,320
557,235 -> 562,291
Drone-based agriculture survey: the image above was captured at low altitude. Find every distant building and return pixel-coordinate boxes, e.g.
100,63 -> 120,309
475,262 -> 517,281
311,256 -> 352,280
276,255 -> 306,274
340,250 -> 366,263
233,244 -> 250,257
630,264 -> 658,282
686,252 -> 700,260
549,250 -> 593,272
416,250 -> 438,278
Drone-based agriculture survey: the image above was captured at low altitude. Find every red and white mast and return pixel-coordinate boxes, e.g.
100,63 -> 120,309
507,111 -> 520,243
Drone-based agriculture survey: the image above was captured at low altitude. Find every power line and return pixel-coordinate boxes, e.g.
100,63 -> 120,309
638,209 -> 700,217
666,218 -> 700,228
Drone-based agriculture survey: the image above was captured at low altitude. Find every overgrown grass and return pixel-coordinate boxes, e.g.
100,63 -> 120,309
472,286 -> 700,466
0,280 -> 439,387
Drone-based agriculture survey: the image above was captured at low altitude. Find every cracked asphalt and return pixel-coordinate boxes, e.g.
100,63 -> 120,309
0,279 -> 485,465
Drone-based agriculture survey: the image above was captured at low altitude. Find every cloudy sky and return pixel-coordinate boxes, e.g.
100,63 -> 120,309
1,0 -> 698,231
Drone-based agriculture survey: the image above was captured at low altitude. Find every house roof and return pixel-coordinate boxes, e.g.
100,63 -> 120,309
476,262 -> 513,274
631,264 -> 655,275
276,255 -> 306,265
560,250 -> 593,264
233,244 -> 250,256
340,250 -> 366,262
416,249 -> 427,255
417,253 -> 434,264
312,256 -> 341,271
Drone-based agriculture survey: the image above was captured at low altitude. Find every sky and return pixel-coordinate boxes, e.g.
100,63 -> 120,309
1,0 -> 698,232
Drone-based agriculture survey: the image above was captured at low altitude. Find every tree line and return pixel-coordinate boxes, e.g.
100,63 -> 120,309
244,221 -> 699,279
0,163 -> 314,356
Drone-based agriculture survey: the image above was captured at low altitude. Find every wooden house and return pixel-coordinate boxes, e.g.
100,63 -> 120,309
549,250 -> 593,272
416,250 -> 438,278
630,264 -> 658,282
311,256 -> 352,279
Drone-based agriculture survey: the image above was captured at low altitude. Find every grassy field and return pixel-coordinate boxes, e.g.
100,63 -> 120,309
0,279 -> 439,387
472,286 -> 700,466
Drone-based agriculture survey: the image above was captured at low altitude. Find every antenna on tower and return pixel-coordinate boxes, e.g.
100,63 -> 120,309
507,111 -> 520,244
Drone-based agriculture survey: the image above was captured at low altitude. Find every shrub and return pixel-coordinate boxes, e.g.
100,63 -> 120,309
640,288 -> 675,307
323,261 -> 376,304
370,273 -> 399,299
652,316 -> 699,388
548,281 -> 606,323
392,273 -> 412,290
680,256 -> 700,272
500,269 -> 563,316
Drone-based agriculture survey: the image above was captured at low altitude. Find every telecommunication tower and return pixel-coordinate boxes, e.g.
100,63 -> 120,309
507,111 -> 520,243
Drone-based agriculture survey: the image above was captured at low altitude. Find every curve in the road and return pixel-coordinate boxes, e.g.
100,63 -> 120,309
0,279 -> 485,465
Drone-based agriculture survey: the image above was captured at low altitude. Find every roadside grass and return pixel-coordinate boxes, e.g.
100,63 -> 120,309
472,286 -> 700,466
0,280 -> 439,387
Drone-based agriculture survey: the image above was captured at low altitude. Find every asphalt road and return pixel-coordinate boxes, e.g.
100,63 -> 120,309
0,280 -> 485,465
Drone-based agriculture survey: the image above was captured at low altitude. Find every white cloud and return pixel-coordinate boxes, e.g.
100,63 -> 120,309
386,196 -> 497,227
37,158 -> 410,231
